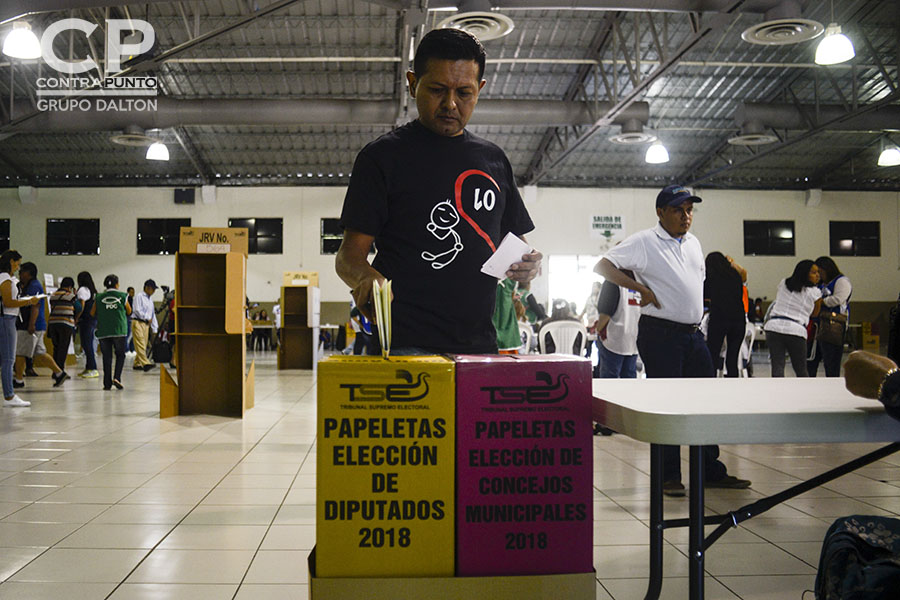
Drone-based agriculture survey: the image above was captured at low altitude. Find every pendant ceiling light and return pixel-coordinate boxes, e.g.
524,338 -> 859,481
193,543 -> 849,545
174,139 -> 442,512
2,22 -> 41,60
146,141 -> 170,161
877,144 -> 900,167
644,142 -> 669,164
815,1 -> 855,65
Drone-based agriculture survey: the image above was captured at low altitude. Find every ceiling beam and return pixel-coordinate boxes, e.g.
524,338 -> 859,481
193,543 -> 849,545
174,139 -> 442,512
523,3 -> 745,186
1,0 -> 307,134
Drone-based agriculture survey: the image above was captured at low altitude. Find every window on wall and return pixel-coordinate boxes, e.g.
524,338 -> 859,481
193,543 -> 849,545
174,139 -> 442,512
321,218 -> 343,255
137,218 -> 191,255
320,218 -> 375,255
46,219 -> 100,255
0,219 -> 8,252
743,220 -> 795,256
228,218 -> 283,254
830,221 -> 880,257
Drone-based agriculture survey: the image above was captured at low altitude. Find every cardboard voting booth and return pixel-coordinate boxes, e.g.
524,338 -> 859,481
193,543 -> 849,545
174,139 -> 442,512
316,356 -> 456,578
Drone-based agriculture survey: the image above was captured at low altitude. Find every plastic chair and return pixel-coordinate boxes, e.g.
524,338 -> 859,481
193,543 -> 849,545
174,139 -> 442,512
538,321 -> 588,356
518,322 -> 534,354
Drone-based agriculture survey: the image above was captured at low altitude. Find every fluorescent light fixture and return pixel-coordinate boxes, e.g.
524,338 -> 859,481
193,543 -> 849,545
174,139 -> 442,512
644,142 -> 669,164
145,141 -> 169,161
815,23 -> 854,65
878,145 -> 900,167
2,22 -> 41,60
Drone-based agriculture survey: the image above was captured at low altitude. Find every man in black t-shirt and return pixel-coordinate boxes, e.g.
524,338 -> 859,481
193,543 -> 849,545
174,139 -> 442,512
336,29 -> 542,354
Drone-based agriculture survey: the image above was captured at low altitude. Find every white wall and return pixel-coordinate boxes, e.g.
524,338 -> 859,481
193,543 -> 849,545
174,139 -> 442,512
2,186 -> 898,304
526,187 -> 900,303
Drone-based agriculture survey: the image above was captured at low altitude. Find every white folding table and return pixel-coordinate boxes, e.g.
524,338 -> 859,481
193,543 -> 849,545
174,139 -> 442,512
592,378 -> 900,600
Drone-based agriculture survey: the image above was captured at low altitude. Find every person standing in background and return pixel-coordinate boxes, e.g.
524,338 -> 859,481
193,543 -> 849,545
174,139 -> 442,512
130,279 -> 158,372
125,286 -> 136,353
593,274 -> 641,379
493,278 -> 521,354
764,260 -> 822,377
703,252 -> 748,377
13,262 -> 68,388
76,271 -> 99,379
808,256 -> 852,377
92,274 -> 131,391
47,277 -> 82,383
1,250 -> 41,407
596,184 -> 751,497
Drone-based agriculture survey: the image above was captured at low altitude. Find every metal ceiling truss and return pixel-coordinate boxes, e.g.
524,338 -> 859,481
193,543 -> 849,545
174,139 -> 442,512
521,2 -> 745,186
681,0 -> 898,188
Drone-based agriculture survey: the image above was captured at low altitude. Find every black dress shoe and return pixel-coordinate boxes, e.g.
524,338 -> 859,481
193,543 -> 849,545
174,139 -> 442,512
13,379 -> 25,388
143,364 -> 156,371
24,369 -> 39,377
133,366 -> 144,371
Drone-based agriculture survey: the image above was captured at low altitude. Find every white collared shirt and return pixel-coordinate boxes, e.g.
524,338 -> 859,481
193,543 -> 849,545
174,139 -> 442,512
605,222 -> 705,325
132,292 -> 158,333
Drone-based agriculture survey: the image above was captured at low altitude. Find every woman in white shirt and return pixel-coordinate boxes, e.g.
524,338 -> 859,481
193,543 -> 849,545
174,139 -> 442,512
1,250 -> 42,407
808,256 -> 852,377
764,260 -> 823,377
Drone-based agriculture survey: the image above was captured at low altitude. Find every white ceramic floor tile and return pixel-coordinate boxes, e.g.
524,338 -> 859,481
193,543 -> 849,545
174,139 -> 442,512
0,547 -> 47,581
181,505 -> 279,526
0,486 -> 58,502
126,549 -> 255,584
737,517 -> 831,543
201,487 -> 287,505
716,575 -> 817,600
243,551 -> 309,584
673,542 -> 817,576
156,524 -> 268,550
599,577 -> 739,600
260,525 -> 316,550
593,545 -> 689,579
2,503 -> 110,524
37,486 -> 134,504
90,504 -> 193,525
107,583 -> 238,599
57,523 -> 173,549
0,522 -> 81,547
0,582 -> 118,599
233,584 -> 309,600
8,548 -> 148,582
271,504 -> 315,525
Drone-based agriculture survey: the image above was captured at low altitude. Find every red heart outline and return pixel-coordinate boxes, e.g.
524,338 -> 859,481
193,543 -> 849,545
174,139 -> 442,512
454,169 -> 498,253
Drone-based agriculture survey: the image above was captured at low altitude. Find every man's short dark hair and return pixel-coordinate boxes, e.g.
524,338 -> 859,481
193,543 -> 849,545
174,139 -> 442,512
19,262 -> 37,278
414,28 -> 486,81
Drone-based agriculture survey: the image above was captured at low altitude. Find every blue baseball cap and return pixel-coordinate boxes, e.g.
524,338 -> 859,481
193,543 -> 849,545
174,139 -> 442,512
656,184 -> 702,208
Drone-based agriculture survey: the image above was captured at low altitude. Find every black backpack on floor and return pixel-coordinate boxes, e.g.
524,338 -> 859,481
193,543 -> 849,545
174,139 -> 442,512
815,515 -> 900,599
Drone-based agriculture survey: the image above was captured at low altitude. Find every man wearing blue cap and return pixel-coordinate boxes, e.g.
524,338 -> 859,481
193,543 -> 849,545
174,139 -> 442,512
595,184 -> 751,497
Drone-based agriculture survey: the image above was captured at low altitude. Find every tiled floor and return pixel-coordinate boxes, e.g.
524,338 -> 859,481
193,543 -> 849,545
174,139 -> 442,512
2,351 -> 899,599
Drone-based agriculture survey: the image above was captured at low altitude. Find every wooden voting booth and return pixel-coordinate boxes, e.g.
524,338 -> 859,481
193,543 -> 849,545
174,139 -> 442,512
159,227 -> 255,418
277,272 -> 320,370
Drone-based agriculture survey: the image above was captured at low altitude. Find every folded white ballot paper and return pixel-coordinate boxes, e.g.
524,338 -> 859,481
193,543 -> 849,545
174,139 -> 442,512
372,279 -> 392,359
480,232 -> 531,279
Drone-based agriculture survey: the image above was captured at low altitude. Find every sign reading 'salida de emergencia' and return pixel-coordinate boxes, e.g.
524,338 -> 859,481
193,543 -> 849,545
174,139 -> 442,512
34,18 -> 159,113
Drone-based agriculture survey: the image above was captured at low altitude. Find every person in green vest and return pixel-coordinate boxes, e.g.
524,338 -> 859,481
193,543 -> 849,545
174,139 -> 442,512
492,278 -> 522,354
91,274 -> 132,391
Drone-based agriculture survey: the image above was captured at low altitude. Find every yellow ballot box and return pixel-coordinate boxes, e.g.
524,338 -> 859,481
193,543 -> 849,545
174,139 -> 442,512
316,355 -> 455,578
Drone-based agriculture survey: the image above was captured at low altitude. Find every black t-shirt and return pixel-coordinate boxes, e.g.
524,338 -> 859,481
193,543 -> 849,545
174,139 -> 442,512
340,120 -> 534,354
704,268 -> 745,322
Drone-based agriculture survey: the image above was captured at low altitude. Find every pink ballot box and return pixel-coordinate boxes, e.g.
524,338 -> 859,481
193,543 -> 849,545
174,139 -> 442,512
454,355 -> 593,576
